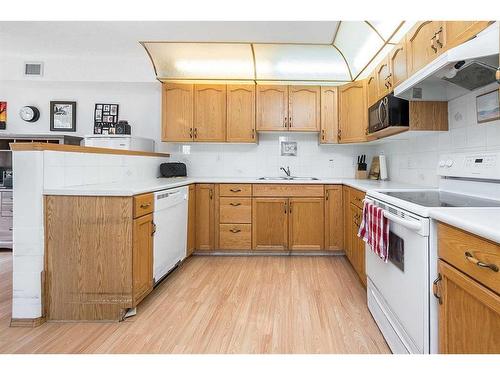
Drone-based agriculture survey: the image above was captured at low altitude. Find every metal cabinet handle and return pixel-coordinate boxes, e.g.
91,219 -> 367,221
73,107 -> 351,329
151,222 -> 157,236
194,128 -> 198,139
229,228 -> 241,233
464,251 -> 499,272
229,202 -> 241,206
230,188 -> 242,193
430,35 -> 438,53
189,128 -> 193,139
252,129 -> 255,139
209,189 -> 213,200
326,191 -> 329,201
435,27 -> 443,48
433,274 -> 442,304
284,202 -> 287,214
321,129 -> 325,141
140,203 -> 151,209
283,116 -> 287,128
289,202 -> 292,214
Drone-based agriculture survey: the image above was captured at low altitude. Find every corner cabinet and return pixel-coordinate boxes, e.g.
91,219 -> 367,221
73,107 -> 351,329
226,84 -> 256,142
194,84 -> 227,142
162,83 -> 194,142
338,80 -> 368,143
320,86 -> 339,144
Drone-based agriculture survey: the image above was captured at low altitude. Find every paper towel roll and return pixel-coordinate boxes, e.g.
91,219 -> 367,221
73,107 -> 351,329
379,154 -> 388,180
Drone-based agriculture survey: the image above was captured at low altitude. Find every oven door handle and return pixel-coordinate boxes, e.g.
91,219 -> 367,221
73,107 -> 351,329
382,210 -> 422,232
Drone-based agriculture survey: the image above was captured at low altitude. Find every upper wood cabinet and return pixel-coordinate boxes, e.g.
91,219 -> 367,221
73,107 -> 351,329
366,74 -> 378,108
195,184 -> 215,251
338,80 -> 368,143
288,86 -> 320,131
376,57 -> 392,98
445,21 -> 491,50
256,85 -> 288,131
406,21 -> 446,76
320,86 -> 339,144
162,83 -> 194,142
324,185 -> 343,251
288,197 -> 324,251
132,213 -> 154,305
389,42 -> 408,88
252,197 -> 288,251
194,84 -> 226,142
226,84 -> 256,142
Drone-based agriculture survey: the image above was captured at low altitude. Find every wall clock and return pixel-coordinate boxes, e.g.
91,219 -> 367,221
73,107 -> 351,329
19,106 -> 40,122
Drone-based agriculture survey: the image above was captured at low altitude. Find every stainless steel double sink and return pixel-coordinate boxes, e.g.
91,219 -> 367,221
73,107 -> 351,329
258,176 -> 319,181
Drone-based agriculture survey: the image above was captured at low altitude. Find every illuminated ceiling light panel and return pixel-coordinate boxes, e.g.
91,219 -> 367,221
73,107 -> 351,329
143,42 -> 254,80
369,20 -> 404,40
253,44 -> 350,81
389,21 -> 416,43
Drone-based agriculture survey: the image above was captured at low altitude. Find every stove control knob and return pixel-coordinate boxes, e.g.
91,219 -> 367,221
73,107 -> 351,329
445,159 -> 454,168
438,160 -> 446,168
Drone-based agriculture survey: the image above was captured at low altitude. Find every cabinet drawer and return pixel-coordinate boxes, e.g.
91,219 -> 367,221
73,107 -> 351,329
133,193 -> 154,218
219,184 -> 252,197
349,188 -> 365,209
219,224 -> 252,250
252,184 -> 324,197
219,197 -> 252,223
438,223 -> 500,294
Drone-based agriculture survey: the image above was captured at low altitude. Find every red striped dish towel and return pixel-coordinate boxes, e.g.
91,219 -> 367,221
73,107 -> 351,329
358,200 -> 389,262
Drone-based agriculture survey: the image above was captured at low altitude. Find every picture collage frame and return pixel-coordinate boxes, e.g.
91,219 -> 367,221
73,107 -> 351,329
94,103 -> 119,134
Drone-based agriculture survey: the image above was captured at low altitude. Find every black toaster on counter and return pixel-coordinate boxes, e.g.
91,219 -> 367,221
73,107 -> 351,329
160,162 -> 187,178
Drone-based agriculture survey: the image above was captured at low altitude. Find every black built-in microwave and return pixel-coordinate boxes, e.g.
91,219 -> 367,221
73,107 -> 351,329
368,93 -> 409,134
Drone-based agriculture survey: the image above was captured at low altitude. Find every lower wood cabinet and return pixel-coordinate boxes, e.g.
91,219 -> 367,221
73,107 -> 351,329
195,184 -> 215,251
132,213 -> 154,305
343,186 -> 366,286
252,197 -> 288,251
436,223 -> 500,353
324,185 -> 343,251
44,194 -> 155,321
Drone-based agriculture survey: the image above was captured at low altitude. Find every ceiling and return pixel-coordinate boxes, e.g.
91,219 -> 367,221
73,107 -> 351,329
0,21 -> 413,83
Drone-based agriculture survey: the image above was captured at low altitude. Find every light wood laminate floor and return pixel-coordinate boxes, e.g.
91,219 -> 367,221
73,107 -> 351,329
0,251 -> 389,354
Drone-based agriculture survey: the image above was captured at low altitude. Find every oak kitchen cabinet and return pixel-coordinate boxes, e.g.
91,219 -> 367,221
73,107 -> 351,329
320,86 -> 339,144
195,184 -> 216,251
375,56 -> 392,99
343,186 -> 366,286
389,41 -> 408,89
226,84 -> 256,142
406,21 -> 446,76
187,184 -> 196,256
218,184 -> 252,250
44,193 -> 155,321
445,21 -> 491,50
162,83 -> 194,142
324,185 -> 343,251
194,84 -> 227,142
436,223 -> 500,353
252,197 -> 289,251
338,80 -> 368,143
257,85 -> 320,132
366,74 -> 378,108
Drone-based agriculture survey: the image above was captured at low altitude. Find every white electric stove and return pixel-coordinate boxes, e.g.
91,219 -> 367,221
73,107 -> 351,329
364,151 -> 500,354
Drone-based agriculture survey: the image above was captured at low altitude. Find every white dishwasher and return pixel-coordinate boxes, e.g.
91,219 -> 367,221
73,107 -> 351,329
153,186 -> 189,284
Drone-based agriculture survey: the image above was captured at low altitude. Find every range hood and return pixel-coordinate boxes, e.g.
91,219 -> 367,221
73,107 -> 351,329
394,22 -> 500,101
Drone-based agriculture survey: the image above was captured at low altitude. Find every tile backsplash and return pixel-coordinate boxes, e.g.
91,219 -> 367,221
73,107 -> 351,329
376,83 -> 500,187
164,132 -> 376,178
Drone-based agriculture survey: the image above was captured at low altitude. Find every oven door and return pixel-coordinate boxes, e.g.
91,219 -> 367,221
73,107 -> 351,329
365,203 -> 430,354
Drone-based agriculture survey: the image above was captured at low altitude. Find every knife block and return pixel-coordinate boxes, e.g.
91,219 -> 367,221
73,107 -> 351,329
355,170 -> 368,179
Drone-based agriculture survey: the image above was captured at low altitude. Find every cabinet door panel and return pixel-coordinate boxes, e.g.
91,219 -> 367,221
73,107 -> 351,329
324,185 -> 343,251
366,74 -> 378,108
195,184 -> 215,251
350,204 -> 366,286
376,58 -> 391,98
256,85 -> 288,131
407,21 -> 444,75
194,84 -> 226,141
289,198 -> 324,251
288,86 -> 320,131
390,43 -> 408,88
227,84 -> 256,142
438,260 -> 500,354
162,83 -> 193,142
338,80 -> 368,143
320,86 -> 339,144
252,198 -> 288,251
133,213 -> 153,305
445,21 -> 491,50
343,186 -> 352,260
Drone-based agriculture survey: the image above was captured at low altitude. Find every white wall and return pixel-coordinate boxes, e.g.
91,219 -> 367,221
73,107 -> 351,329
376,83 -> 500,187
0,80 -> 163,148
164,132 -> 376,179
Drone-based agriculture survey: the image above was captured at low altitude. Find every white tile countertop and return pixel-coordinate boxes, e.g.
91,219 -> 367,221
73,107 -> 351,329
42,177 -> 424,196
430,208 -> 500,244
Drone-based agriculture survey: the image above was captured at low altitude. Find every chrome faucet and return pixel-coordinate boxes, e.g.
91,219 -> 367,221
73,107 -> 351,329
280,166 -> 291,177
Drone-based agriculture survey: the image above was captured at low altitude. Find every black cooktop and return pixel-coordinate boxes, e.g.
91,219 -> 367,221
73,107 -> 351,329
384,190 -> 500,208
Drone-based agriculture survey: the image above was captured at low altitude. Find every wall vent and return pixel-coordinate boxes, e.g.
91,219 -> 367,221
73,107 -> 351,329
24,62 -> 43,77
412,87 -> 423,99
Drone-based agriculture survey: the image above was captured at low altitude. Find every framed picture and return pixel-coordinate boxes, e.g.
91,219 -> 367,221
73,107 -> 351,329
94,103 -> 119,134
50,101 -> 76,132
0,102 -> 6,130
476,90 -> 500,124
